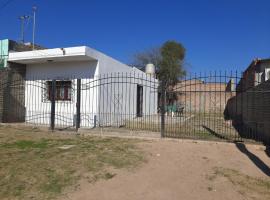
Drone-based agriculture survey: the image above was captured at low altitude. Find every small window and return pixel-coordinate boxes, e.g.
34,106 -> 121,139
47,81 -> 72,101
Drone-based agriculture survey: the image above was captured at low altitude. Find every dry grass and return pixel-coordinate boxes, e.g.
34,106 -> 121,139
124,113 -> 239,141
0,125 -> 145,200
208,167 -> 270,200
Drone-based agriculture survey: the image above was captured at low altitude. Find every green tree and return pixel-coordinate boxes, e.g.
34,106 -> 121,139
159,40 -> 185,86
132,40 -> 186,86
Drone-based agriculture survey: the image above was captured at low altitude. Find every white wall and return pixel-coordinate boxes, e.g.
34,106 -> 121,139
25,60 -> 99,128
86,47 -> 159,127
97,69 -> 158,127
26,60 -> 98,79
24,48 -> 159,129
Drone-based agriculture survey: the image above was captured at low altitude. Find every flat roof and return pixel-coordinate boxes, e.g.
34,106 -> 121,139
8,46 -> 97,64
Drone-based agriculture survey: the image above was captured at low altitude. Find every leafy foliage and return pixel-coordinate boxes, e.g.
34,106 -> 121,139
133,40 -> 186,86
159,40 -> 186,86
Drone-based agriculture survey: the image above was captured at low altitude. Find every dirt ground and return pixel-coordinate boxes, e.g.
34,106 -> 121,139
63,139 -> 270,200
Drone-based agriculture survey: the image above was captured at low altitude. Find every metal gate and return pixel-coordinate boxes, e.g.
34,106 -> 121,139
161,71 -> 270,145
0,70 -> 269,145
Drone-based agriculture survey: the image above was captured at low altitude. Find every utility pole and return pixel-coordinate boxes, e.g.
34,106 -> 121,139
32,6 -> 37,50
18,15 -> 29,43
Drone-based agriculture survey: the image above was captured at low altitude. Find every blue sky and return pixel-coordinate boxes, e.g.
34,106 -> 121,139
0,0 -> 269,72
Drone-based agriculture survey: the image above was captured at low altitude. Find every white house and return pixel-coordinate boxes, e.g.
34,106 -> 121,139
8,46 -> 158,128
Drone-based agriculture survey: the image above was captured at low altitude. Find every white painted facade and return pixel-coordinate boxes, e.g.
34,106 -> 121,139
8,46 -> 158,128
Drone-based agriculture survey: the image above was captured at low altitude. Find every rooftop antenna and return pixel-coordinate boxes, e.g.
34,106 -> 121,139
32,6 -> 37,50
18,15 -> 30,43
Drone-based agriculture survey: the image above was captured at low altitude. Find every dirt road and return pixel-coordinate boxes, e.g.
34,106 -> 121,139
63,139 -> 270,200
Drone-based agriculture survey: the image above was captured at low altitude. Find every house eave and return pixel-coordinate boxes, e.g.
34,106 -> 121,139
8,46 -> 97,64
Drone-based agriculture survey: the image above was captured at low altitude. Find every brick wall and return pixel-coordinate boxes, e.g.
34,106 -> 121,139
0,63 -> 26,123
225,80 -> 270,144
173,80 -> 235,113
0,69 -> 8,122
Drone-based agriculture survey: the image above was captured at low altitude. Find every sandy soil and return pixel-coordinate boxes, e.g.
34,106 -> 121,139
62,139 -> 270,200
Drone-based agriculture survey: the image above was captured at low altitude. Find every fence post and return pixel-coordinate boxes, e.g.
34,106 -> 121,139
50,79 -> 56,131
160,80 -> 166,137
76,79 -> 81,131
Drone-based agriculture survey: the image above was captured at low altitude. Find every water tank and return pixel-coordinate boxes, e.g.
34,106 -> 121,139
145,63 -> 156,75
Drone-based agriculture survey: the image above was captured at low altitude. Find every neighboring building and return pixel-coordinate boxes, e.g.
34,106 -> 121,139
0,39 -> 9,68
1,43 -> 158,128
0,39 -> 45,68
238,58 -> 270,91
225,58 -> 270,144
0,39 -> 36,123
172,79 -> 235,113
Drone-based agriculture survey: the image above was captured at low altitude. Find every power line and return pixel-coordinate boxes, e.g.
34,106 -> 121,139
0,0 -> 15,12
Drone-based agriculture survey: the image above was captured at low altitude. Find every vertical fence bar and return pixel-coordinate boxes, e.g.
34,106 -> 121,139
160,80 -> 166,137
76,79 -> 81,131
184,73 -> 187,135
224,71 -> 227,138
50,79 -> 56,131
194,72 -> 197,138
235,70 -> 239,141
240,71 -> 244,140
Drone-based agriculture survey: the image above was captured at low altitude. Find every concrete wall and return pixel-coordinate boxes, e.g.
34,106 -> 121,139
85,47 -> 159,126
24,60 -> 158,128
4,45 -> 158,128
24,60 -> 99,127
97,71 -> 158,127
225,80 -> 270,144
26,60 -> 98,79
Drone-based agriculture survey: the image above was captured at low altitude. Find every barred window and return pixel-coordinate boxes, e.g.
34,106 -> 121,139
47,81 -> 72,101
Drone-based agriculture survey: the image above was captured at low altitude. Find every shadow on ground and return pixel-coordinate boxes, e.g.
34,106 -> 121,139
235,142 -> 270,177
265,146 -> 270,158
202,125 -> 230,140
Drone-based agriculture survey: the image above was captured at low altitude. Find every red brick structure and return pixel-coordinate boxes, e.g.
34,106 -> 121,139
172,79 -> 235,113
225,80 -> 270,144
238,58 -> 270,91
0,40 -> 44,122
225,58 -> 270,144
0,63 -> 26,123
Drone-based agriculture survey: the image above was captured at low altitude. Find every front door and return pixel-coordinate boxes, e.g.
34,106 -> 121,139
136,85 -> 143,117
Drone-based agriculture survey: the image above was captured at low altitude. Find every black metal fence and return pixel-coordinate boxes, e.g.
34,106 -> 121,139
0,71 -> 269,145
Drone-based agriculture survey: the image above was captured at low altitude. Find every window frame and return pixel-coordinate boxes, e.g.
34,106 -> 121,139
46,80 -> 73,102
